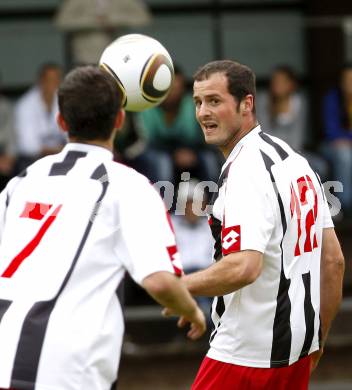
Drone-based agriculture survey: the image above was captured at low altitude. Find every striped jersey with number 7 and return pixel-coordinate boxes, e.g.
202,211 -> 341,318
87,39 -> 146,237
0,143 -> 181,390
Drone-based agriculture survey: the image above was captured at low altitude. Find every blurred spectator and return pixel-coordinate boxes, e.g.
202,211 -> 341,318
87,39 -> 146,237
322,63 -> 352,215
257,65 -> 328,179
136,65 -> 220,184
172,180 -> 213,315
113,112 -> 148,171
0,75 -> 16,190
257,65 -> 306,150
172,180 -> 213,273
14,63 -> 66,171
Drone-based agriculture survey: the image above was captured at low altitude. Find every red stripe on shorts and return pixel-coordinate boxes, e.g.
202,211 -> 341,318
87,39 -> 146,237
191,355 -> 311,390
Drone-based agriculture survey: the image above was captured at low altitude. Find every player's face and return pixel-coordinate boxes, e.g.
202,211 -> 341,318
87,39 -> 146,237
193,73 -> 244,157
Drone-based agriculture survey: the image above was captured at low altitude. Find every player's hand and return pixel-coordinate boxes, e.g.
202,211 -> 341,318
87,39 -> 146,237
310,348 -> 324,373
162,306 -> 206,340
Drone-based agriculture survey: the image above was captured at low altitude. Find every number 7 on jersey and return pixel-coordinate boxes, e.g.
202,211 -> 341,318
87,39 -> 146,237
1,202 -> 62,278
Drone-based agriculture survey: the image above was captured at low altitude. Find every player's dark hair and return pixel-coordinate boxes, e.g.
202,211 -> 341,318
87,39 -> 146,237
193,60 -> 256,112
58,66 -> 122,141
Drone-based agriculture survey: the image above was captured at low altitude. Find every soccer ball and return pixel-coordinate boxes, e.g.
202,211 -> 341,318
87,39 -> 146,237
99,34 -> 174,112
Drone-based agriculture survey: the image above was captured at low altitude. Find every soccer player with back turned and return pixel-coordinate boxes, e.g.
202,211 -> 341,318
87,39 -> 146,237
0,66 -> 206,390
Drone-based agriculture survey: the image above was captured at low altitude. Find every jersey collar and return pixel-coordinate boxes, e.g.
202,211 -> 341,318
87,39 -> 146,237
221,124 -> 261,174
63,142 -> 114,160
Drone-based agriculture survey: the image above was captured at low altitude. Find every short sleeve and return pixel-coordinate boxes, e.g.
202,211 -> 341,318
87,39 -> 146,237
117,175 -> 182,285
221,163 -> 275,255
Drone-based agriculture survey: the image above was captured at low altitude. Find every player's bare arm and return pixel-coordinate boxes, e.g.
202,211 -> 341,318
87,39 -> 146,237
320,228 -> 344,344
310,228 -> 344,372
142,271 -> 206,340
182,250 -> 263,297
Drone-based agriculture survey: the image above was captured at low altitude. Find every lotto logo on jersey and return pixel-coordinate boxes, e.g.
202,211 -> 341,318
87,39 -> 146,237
221,225 -> 241,255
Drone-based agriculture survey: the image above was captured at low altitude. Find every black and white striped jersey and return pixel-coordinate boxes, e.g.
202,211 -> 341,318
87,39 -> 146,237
0,143 -> 181,390
207,125 -> 333,368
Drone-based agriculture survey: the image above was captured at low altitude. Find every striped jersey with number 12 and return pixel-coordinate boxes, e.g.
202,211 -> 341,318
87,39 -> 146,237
207,125 -> 333,368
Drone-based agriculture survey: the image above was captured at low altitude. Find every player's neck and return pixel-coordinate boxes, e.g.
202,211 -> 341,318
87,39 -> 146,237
68,137 -> 114,152
221,119 -> 258,159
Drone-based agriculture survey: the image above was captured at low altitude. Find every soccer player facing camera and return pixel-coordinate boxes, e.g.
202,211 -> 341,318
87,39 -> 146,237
183,60 -> 344,389
0,66 -> 205,390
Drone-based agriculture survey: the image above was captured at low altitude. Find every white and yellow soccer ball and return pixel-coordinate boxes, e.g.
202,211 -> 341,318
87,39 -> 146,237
99,34 -> 174,112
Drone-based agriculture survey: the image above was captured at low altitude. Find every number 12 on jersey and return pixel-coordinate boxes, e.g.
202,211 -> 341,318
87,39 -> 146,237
290,175 -> 318,257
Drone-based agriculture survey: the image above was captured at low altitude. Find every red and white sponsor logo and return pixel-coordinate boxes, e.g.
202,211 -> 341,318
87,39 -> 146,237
165,210 -> 182,276
167,245 -> 183,276
221,225 -> 241,255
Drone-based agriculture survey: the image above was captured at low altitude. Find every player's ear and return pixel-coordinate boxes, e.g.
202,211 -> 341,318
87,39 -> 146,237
57,112 -> 69,133
114,109 -> 126,130
240,95 -> 254,114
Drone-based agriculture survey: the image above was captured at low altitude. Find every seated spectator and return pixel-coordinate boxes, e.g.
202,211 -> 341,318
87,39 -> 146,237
0,75 -> 16,190
14,63 -> 66,171
257,65 -> 328,179
113,111 -> 148,172
172,180 -> 213,315
322,63 -> 352,216
172,180 -> 213,273
136,65 -> 220,184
